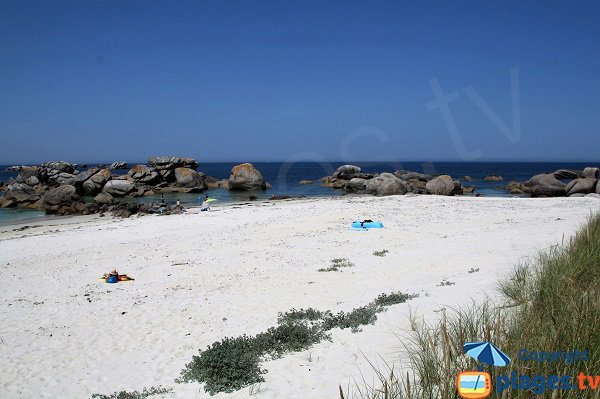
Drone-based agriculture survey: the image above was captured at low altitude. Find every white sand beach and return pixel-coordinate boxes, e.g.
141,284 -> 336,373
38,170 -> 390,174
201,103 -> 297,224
1,195 -> 599,399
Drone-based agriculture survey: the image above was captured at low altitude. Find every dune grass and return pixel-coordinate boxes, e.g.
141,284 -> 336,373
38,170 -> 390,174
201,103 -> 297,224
350,213 -> 600,399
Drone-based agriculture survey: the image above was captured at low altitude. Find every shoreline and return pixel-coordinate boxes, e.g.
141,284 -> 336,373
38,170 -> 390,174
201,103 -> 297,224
1,195 -> 599,398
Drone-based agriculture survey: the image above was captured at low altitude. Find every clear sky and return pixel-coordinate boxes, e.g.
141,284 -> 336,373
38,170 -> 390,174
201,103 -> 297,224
0,0 -> 598,164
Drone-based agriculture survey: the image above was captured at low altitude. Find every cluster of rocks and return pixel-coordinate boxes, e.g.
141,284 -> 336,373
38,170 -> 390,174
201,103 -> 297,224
1,158 -> 271,217
321,165 -> 474,196
504,167 -> 600,198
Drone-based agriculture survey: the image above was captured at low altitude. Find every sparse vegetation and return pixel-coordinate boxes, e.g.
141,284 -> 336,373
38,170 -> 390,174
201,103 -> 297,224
350,213 -> 600,398
373,249 -> 389,257
437,279 -> 455,286
91,386 -> 172,399
467,267 -> 480,273
178,291 -> 417,395
318,258 -> 355,272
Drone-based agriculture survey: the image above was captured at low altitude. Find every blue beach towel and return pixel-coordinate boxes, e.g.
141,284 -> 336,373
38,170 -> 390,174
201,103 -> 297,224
351,221 -> 384,229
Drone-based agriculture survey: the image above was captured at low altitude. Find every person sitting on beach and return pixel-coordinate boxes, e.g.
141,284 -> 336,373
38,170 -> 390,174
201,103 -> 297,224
200,200 -> 210,212
102,269 -> 134,283
103,269 -> 119,284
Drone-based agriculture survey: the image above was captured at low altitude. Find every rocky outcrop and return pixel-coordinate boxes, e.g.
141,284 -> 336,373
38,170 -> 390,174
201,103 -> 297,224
525,174 -> 566,197
365,173 -> 409,196
109,161 -> 128,170
484,175 -> 503,181
228,163 -> 267,190
426,175 -> 455,195
174,167 -> 206,190
566,178 -> 597,196
333,165 -> 362,180
102,180 -> 135,197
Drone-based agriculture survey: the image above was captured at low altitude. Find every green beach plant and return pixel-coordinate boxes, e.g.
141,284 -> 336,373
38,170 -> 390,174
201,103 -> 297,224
373,249 -> 389,257
318,258 -> 355,272
178,291 -> 417,395
347,213 -> 600,399
90,386 -> 172,399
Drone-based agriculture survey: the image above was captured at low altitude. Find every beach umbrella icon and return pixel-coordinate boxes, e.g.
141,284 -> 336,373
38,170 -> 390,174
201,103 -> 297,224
463,341 -> 511,367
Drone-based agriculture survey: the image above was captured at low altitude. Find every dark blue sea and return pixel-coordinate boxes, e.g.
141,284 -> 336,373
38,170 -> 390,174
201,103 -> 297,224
0,161 -> 597,224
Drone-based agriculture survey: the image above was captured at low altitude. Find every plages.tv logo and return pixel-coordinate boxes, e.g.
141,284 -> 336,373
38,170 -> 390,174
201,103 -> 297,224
457,342 -> 511,399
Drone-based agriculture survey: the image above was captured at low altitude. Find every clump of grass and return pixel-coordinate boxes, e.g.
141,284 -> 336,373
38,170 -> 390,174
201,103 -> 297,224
373,249 -> 389,257
318,258 -> 355,272
437,280 -> 455,286
179,291 -> 417,394
91,386 -> 172,399
350,213 -> 600,399
467,267 -> 480,273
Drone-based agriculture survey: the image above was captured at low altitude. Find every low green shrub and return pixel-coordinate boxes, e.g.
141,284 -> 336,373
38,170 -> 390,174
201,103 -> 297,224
179,291 -> 417,395
91,386 -> 172,399
373,249 -> 389,257
318,258 -> 355,272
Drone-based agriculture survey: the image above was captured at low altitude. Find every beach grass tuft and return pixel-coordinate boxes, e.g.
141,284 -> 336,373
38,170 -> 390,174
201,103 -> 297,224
349,213 -> 600,398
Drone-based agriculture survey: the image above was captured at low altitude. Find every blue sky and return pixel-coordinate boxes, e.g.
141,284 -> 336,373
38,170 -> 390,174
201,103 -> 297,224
0,0 -> 598,164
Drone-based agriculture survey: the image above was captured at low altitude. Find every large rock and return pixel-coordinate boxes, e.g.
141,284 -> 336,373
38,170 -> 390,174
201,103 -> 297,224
43,185 -> 79,206
228,163 -> 267,190
365,173 -> 409,196
148,156 -> 199,171
4,183 -> 40,203
54,172 -> 76,186
102,180 -> 135,197
583,167 -> 599,179
566,178 -> 597,196
344,178 -> 367,193
426,175 -> 455,195
333,165 -> 362,180
82,169 -> 111,196
94,192 -> 113,204
25,176 -> 40,186
525,173 -> 566,197
74,168 -> 99,187
109,161 -> 128,170
128,165 -> 162,185
174,167 -> 206,190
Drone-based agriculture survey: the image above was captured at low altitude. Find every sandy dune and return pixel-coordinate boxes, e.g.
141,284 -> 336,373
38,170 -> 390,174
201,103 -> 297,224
1,195 -> 599,398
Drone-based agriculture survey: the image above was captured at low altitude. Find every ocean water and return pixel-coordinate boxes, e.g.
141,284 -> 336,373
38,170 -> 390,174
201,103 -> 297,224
1,161 -> 597,224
